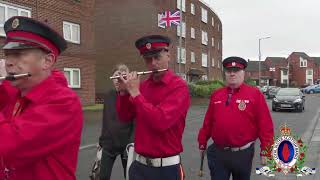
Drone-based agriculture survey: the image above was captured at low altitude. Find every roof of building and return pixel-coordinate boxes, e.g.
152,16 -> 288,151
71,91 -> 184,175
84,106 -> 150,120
290,52 -> 310,59
265,57 -> 286,64
246,61 -> 267,72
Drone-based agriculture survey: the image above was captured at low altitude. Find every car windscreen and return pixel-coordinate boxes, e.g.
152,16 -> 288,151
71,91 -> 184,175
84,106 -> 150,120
277,89 -> 300,96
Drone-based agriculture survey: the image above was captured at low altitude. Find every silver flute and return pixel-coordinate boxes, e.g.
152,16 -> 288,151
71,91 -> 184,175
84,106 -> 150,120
0,73 -> 31,81
109,69 -> 168,79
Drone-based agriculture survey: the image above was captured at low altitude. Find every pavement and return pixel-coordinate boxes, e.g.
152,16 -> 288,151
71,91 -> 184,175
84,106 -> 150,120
77,95 -> 320,180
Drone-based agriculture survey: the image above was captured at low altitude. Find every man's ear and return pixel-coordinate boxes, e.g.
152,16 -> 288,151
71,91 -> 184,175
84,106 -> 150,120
42,53 -> 55,70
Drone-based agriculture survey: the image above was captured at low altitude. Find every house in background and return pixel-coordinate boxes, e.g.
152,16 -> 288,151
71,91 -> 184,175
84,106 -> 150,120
0,0 -> 96,105
246,52 -> 320,87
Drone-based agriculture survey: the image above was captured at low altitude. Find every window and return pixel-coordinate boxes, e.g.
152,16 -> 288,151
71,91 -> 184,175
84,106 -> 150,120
190,27 -> 195,39
212,17 -> 214,26
191,51 -> 195,63
177,0 -> 186,12
63,21 -> 80,44
177,47 -> 186,64
201,30 -> 208,45
212,58 -> 215,67
64,68 -> 81,88
177,21 -> 186,38
307,79 -> 313,85
283,79 -> 288,84
218,41 -> 220,50
307,69 -> 313,75
283,70 -> 288,75
300,57 -> 307,67
202,53 -> 208,67
211,37 -> 214,47
0,3 -> 31,36
202,75 -> 208,80
217,61 -> 220,68
201,7 -> 207,23
191,3 -> 195,15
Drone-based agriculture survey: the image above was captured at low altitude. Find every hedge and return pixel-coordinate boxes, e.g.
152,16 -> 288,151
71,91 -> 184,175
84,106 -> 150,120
189,80 -> 224,97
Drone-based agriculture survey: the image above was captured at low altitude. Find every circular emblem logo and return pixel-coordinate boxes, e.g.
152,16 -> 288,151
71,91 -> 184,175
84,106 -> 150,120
238,100 -> 246,111
232,62 -> 236,66
12,18 -> 19,29
146,43 -> 152,49
273,136 -> 299,174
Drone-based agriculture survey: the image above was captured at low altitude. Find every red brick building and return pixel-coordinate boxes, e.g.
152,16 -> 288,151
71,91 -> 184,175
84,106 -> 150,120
246,52 -> 320,87
94,0 -> 223,96
0,0 -> 96,105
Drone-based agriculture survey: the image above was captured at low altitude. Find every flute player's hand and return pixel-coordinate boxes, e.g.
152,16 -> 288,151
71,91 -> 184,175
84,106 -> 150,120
119,71 -> 140,97
113,70 -> 127,94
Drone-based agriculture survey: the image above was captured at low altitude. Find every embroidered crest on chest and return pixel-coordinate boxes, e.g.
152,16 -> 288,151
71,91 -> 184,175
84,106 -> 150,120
236,99 -> 250,111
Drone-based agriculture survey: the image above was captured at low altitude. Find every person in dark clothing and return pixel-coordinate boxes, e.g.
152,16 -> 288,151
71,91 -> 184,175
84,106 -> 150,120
99,64 -> 134,180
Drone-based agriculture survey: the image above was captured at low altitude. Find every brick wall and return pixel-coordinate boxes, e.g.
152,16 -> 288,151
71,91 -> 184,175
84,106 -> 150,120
0,0 -> 96,105
94,0 -> 223,95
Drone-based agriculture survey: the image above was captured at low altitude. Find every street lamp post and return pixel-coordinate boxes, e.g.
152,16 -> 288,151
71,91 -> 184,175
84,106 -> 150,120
258,36 -> 271,86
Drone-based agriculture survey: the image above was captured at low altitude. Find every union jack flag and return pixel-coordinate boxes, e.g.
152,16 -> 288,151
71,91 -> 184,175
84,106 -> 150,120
158,10 -> 181,28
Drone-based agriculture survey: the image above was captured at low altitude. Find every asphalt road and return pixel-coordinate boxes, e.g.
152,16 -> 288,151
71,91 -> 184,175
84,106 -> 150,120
77,94 -> 320,180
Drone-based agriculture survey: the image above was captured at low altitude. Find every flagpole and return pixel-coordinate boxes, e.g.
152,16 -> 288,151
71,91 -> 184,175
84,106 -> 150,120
178,0 -> 182,76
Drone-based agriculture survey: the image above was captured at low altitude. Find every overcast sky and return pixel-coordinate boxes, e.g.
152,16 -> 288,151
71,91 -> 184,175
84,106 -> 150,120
205,0 -> 320,61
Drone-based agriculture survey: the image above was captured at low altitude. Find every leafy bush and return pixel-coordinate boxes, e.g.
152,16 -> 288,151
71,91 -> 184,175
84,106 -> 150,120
188,80 -> 224,97
245,79 -> 256,86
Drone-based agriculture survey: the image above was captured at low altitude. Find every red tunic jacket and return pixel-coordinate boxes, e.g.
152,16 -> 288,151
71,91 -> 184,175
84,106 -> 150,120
0,70 -> 83,180
198,83 -> 274,156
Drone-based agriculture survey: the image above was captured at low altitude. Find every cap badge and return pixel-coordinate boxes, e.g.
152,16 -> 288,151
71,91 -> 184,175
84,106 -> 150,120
146,43 -> 152,49
232,62 -> 236,67
12,18 -> 19,29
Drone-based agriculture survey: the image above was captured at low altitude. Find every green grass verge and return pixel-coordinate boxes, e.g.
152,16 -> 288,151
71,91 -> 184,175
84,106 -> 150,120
82,104 -> 103,111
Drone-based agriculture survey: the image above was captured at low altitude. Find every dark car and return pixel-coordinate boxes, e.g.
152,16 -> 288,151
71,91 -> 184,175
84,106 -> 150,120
272,88 -> 305,112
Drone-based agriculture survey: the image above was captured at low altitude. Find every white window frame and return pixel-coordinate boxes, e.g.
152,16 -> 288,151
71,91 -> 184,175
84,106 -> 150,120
177,0 -> 186,12
64,68 -> 81,88
211,37 -> 214,47
0,2 -> 31,37
217,61 -> 220,69
201,7 -> 207,23
190,27 -> 195,39
212,17 -> 214,26
201,30 -> 208,45
306,69 -> 313,84
191,51 -> 195,63
202,75 -> 208,80
212,57 -> 215,67
300,57 -> 307,67
63,21 -> 81,44
177,21 -> 186,38
281,69 -> 288,83
202,53 -> 208,67
177,47 -> 186,64
190,3 -> 195,15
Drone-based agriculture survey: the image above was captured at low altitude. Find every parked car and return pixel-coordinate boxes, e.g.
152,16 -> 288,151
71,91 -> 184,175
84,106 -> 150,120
267,87 -> 280,99
272,88 -> 305,112
303,84 -> 320,94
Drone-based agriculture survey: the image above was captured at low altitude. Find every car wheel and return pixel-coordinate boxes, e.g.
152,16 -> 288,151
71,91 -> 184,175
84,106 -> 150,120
272,107 -> 276,111
310,90 -> 314,94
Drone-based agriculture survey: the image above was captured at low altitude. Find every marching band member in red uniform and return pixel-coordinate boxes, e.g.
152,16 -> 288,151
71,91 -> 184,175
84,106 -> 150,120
198,56 -> 274,180
0,16 -> 83,180
115,35 -> 190,180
